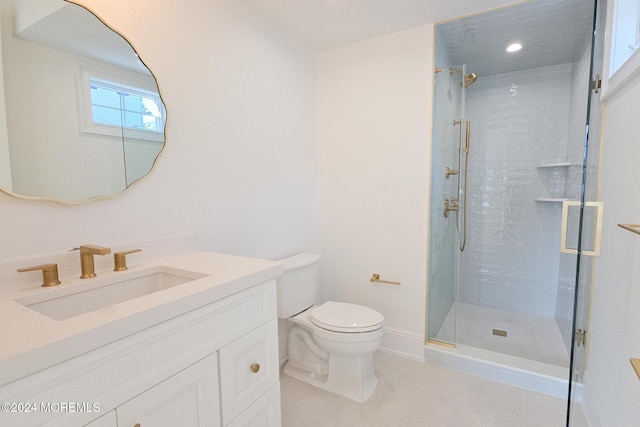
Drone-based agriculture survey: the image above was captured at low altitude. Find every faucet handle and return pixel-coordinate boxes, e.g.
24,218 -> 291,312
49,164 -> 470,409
17,263 -> 61,287
113,249 -> 142,271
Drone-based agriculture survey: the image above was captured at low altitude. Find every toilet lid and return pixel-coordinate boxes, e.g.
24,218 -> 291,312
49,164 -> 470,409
310,301 -> 384,333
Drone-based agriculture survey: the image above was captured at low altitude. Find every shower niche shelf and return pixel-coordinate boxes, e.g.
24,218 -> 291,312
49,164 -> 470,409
535,162 -> 572,202
537,162 -> 571,169
537,162 -> 571,168
535,197 -> 569,202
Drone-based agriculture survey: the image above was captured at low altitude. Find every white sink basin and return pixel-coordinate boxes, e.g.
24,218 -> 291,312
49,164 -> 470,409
16,266 -> 207,321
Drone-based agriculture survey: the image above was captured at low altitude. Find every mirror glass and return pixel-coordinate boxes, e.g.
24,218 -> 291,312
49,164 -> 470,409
0,0 -> 166,203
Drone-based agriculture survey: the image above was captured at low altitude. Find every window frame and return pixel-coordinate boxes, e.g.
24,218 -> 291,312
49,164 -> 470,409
77,62 -> 165,142
602,0 -> 640,99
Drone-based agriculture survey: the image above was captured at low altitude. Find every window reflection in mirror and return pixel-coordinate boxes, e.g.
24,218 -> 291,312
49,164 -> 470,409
0,0 -> 166,203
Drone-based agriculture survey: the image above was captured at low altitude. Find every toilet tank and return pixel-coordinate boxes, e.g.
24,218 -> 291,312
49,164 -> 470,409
276,253 -> 322,318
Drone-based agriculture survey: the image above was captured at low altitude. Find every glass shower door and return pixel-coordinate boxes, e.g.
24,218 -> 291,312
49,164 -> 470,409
568,0 -> 604,424
426,64 -> 467,345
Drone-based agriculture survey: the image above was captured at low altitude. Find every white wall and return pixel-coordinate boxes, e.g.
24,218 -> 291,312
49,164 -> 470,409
586,71 -> 640,426
0,14 -> 10,192
0,0 -> 316,268
316,26 -> 433,359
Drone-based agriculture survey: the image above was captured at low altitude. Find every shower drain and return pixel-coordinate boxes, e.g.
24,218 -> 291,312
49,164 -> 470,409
492,329 -> 508,337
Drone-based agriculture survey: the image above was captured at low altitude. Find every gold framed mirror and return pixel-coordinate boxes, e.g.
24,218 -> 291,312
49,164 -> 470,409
0,0 -> 166,203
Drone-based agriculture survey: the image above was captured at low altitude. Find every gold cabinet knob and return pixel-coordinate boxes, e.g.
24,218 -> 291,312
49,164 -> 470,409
250,363 -> 260,373
134,424 -> 141,427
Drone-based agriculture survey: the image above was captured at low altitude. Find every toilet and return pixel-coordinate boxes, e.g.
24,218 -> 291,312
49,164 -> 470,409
277,253 -> 384,402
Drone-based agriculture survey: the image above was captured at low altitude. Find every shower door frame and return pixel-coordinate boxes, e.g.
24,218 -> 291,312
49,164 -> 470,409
426,62 -> 468,348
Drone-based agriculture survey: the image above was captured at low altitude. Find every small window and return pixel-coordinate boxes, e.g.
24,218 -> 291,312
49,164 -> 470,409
78,63 -> 165,142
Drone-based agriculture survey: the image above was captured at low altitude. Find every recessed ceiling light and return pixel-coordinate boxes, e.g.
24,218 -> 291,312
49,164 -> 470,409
506,43 -> 522,53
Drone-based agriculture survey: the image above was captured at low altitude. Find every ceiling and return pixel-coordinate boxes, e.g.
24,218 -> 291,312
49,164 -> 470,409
241,0 -> 596,76
437,0 -> 596,77
14,1 -> 148,74
241,0 -> 523,51
18,1 -> 595,79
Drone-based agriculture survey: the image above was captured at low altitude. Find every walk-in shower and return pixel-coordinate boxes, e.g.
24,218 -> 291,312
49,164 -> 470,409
426,0 -> 602,424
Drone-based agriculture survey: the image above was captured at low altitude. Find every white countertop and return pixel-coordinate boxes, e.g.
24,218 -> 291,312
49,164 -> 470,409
0,250 -> 283,387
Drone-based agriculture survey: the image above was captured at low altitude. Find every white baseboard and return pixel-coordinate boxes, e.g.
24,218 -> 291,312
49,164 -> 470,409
379,327 -> 425,362
580,372 -> 607,427
278,323 -> 425,365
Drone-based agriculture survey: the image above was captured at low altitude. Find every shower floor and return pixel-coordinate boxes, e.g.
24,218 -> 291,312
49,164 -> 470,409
435,302 -> 570,368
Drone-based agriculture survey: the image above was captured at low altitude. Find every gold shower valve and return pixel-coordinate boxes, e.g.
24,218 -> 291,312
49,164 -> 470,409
443,199 -> 459,218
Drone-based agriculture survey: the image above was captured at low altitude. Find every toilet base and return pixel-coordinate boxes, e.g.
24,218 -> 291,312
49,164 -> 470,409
284,352 -> 378,403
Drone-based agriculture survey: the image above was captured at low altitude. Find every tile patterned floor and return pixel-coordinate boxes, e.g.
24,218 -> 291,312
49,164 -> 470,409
281,352 -> 587,427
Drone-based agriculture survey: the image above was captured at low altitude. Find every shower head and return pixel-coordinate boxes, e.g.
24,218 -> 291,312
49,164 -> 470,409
464,72 -> 478,88
449,68 -> 478,88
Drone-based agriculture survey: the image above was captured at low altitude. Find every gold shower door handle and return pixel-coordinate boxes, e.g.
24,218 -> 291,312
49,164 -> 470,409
560,200 -> 604,256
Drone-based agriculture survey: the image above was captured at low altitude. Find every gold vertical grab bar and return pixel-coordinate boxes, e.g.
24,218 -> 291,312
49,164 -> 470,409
459,120 -> 470,252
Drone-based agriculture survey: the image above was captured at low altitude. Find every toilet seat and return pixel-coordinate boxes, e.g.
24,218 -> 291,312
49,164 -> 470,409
310,301 -> 384,333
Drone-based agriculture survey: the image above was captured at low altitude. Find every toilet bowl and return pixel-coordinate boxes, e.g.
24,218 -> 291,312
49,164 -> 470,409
277,253 -> 384,402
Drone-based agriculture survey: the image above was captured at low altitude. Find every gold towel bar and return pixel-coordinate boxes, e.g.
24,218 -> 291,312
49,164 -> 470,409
618,224 -> 640,236
370,274 -> 400,286
631,358 -> 640,380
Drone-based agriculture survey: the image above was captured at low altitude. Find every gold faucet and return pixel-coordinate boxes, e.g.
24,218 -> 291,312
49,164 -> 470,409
17,263 -> 61,287
79,245 -> 111,279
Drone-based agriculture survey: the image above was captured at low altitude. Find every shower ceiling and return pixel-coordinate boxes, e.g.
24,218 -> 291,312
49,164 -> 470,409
438,0 -> 595,77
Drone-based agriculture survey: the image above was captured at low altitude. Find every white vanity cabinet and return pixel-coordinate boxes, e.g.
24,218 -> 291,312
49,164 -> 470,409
84,411 -> 116,426
0,277 -> 281,427
85,353 -> 220,427
219,320 -> 280,425
116,353 -> 221,427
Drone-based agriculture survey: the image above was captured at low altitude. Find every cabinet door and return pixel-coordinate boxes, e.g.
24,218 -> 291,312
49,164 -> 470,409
228,383 -> 281,427
117,353 -> 221,427
219,319 -> 279,425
